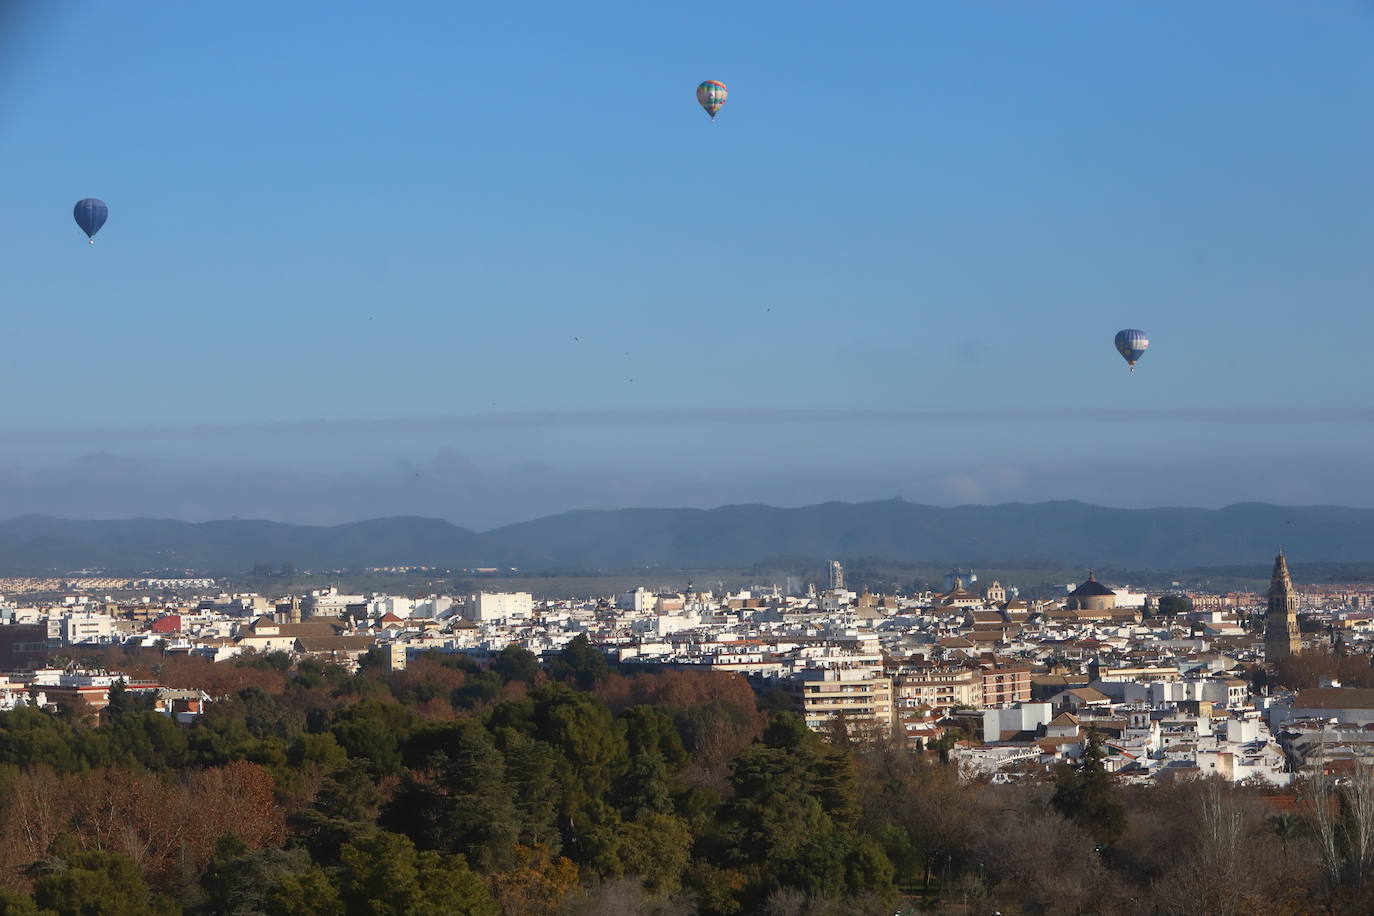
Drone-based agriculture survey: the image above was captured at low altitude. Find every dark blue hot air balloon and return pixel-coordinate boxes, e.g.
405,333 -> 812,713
1114,329 -> 1149,371
73,198 -> 108,244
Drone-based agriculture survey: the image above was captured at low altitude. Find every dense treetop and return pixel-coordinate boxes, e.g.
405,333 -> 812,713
0,641 -> 1365,914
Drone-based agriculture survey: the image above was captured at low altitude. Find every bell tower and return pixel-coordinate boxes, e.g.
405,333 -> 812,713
1266,552 -> 1301,661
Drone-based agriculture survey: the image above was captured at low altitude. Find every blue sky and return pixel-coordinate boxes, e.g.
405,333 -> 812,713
0,1 -> 1371,526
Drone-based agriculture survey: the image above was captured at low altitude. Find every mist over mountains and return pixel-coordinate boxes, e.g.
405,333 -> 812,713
0,500 -> 1366,576
0,515 -> 543,576
486,500 -> 1366,570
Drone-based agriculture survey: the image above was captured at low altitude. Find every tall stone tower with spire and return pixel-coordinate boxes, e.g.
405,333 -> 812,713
1266,552 -> 1301,661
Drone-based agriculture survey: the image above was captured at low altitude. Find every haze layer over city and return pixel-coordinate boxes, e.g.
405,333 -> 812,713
2,3 -> 1374,915
1,2 -> 1372,526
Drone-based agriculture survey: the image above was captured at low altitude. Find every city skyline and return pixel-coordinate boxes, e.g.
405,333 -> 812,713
5,4 -> 1374,912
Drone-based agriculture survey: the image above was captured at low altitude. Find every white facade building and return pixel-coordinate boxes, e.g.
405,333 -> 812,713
1112,588 -> 1147,609
464,592 -> 533,623
982,702 -> 1053,743
369,596 -> 417,619
301,588 -> 363,619
59,610 -> 115,645
618,588 -> 657,613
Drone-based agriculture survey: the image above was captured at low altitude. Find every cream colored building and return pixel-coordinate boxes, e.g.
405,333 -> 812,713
894,667 -> 980,709
789,666 -> 895,735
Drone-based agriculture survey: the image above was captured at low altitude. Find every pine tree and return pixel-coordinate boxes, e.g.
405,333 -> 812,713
1050,728 -> 1126,843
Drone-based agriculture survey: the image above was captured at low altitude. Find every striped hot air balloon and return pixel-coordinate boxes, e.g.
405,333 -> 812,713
696,80 -> 727,120
1114,329 -> 1149,371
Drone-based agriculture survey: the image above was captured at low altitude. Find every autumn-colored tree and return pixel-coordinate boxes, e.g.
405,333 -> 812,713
0,767 -> 69,888
487,843 -> 579,916
591,673 -> 633,712
385,655 -> 468,709
158,653 -> 289,697
1274,648 -> 1374,691
412,696 -> 456,720
636,671 -> 764,774
181,759 -> 288,860
0,761 -> 285,889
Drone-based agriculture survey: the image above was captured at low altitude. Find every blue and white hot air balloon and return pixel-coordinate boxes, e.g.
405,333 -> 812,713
1114,329 -> 1149,371
73,198 -> 108,244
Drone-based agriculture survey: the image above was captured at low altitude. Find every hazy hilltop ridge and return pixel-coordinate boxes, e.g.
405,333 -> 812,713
484,500 -> 1372,569
0,500 -> 1370,574
0,515 -> 548,574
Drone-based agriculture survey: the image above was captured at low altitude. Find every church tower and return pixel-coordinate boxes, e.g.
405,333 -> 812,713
1266,552 -> 1301,661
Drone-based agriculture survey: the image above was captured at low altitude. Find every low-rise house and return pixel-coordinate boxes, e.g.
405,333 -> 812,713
1274,687 -> 1374,730
235,618 -> 348,654
295,634 -> 376,667
1051,686 -> 1113,712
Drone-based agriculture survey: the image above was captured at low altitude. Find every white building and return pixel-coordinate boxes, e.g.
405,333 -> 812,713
143,578 -> 216,590
463,592 -> 533,623
1093,677 -> 1250,710
618,588 -> 657,613
412,596 -> 456,619
369,596 -> 417,619
983,702 -> 1053,743
630,611 -> 699,638
58,610 -> 114,645
1195,716 -> 1290,786
301,588 -> 364,619
1112,588 -> 1147,609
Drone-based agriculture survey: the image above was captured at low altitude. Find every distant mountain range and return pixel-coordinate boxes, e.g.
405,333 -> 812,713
0,500 -> 1368,575
0,515 -> 544,576
485,500 -> 1373,571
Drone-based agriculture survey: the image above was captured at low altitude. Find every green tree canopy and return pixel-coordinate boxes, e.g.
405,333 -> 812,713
336,832 -> 497,916
548,635 -> 609,689
1051,728 -> 1127,843
33,851 -> 178,916
492,645 -> 541,686
1157,594 -> 1193,616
